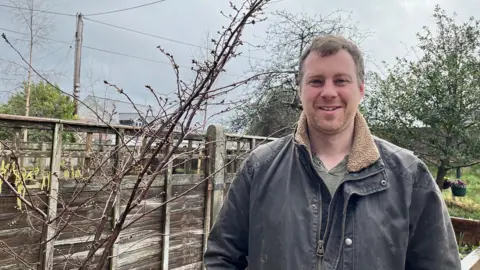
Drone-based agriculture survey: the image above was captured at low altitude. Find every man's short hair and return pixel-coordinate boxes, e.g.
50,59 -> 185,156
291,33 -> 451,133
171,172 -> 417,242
297,35 -> 365,87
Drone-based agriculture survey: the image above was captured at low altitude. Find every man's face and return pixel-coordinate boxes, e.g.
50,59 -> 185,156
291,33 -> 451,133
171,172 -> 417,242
299,49 -> 365,135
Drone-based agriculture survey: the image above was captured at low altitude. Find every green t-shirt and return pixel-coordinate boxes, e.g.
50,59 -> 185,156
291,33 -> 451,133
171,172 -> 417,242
311,154 -> 348,197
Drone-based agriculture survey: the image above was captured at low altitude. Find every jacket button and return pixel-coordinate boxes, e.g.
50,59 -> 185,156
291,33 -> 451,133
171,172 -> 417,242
345,238 -> 353,246
381,180 -> 387,186
311,204 -> 317,211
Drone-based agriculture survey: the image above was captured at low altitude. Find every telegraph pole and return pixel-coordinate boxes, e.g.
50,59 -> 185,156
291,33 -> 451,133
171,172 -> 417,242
73,13 -> 83,116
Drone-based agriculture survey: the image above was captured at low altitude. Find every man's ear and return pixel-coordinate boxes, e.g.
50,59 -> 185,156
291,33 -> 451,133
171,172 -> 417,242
359,82 -> 365,99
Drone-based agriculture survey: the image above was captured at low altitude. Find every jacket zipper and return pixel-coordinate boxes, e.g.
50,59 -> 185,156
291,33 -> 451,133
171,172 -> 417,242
305,152 -> 328,269
309,161 -> 336,263
316,183 -> 339,259
316,189 -> 323,270
302,145 -> 384,267
306,154 -> 340,258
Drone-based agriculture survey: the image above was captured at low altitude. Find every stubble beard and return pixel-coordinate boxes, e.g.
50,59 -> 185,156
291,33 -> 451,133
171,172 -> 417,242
311,110 -> 356,136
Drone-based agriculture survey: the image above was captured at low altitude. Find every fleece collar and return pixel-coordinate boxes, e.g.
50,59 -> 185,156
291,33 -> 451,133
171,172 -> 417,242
294,110 -> 380,172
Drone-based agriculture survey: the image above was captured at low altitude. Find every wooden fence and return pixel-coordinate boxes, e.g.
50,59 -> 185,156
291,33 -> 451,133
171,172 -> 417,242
0,114 -> 276,270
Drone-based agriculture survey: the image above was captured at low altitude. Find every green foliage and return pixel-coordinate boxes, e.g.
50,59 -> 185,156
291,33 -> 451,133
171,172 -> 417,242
442,170 -> 480,220
459,244 -> 478,260
0,81 -> 74,119
364,5 -> 480,187
0,81 -> 76,142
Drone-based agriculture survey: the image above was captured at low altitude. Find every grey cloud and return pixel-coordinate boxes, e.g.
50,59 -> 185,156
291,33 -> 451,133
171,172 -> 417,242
0,0 -> 478,123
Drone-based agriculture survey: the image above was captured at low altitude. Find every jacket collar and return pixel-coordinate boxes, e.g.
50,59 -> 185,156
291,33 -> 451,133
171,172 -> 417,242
294,110 -> 380,172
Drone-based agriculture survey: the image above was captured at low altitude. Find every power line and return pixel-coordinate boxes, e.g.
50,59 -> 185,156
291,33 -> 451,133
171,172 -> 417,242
0,27 -> 243,77
84,17 -> 205,49
0,27 -> 71,45
0,27 -> 173,65
85,45 -> 172,65
0,3 -> 75,17
83,17 -> 267,62
0,1 -> 169,18
83,0 -> 169,16
1,2 -> 266,62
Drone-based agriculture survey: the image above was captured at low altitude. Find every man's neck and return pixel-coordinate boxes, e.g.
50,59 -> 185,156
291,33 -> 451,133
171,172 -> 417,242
308,121 -> 355,170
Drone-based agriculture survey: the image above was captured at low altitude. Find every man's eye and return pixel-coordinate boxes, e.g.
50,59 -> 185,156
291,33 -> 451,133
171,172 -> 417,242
310,79 -> 323,85
336,79 -> 349,84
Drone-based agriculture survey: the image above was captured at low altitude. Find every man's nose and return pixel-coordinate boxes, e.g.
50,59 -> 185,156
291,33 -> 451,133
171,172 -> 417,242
320,80 -> 337,98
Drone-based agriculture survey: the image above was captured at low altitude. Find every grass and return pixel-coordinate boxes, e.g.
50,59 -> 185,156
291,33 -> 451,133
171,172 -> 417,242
437,165 -> 480,220
459,243 -> 478,260
435,165 -> 480,259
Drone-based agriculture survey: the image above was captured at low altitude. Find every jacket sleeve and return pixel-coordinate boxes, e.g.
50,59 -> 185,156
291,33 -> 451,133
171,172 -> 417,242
405,163 -> 461,270
203,161 -> 251,269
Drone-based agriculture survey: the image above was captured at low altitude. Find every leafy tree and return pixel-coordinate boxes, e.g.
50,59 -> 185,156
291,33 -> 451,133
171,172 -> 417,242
364,5 -> 480,188
5,0 -> 56,141
228,86 -> 301,136
0,81 -> 76,142
228,10 -> 369,136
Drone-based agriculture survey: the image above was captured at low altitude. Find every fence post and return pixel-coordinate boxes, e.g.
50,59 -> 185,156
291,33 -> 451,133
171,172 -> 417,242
84,132 -> 93,176
12,127 -> 22,166
201,140 -> 210,266
110,129 -> 124,270
43,123 -> 63,269
162,156 -> 173,270
205,125 -> 226,230
250,138 -> 256,150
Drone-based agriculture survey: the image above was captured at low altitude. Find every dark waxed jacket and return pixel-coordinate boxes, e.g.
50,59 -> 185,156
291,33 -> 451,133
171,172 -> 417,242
203,112 -> 461,270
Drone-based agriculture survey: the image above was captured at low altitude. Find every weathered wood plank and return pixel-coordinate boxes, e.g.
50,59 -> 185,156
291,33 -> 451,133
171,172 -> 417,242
110,129 -> 124,270
116,187 -> 164,269
49,177 -> 112,268
171,261 -> 203,270
43,123 -> 63,269
55,190 -> 113,241
162,159 -> 173,270
169,196 -> 205,213
118,245 -> 162,270
52,244 -> 106,270
0,150 -> 92,159
0,195 -> 47,270
206,125 -> 226,231
84,132 -> 93,174
169,183 -> 205,270
38,142 -> 48,173
461,247 -> 480,270
0,119 -> 54,130
49,189 -> 113,270
0,113 -> 208,141
58,174 -> 203,193
226,132 -> 277,141
169,234 -> 203,269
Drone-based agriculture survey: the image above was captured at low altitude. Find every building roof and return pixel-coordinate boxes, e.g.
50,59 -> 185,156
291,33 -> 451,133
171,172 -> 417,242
78,95 -> 156,124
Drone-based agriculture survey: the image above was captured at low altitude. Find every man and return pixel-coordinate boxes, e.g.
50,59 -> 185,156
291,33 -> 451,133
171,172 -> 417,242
203,35 -> 461,269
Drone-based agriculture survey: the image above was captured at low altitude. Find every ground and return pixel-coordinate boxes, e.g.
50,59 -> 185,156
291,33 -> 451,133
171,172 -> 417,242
435,165 -> 480,259
440,165 -> 480,220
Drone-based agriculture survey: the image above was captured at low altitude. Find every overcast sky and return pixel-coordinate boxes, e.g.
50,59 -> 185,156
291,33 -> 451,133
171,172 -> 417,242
0,0 -> 478,125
